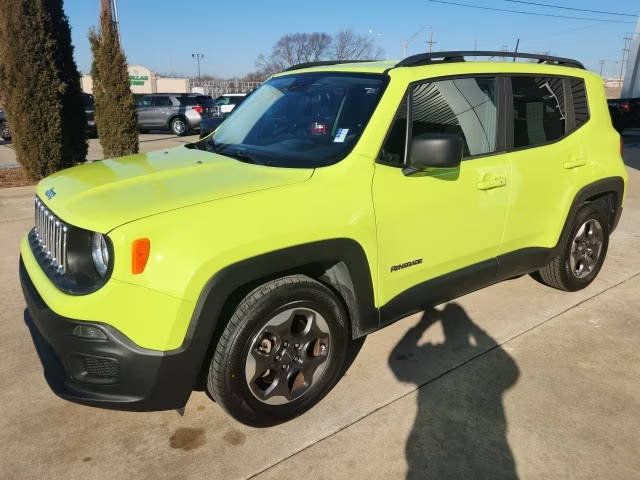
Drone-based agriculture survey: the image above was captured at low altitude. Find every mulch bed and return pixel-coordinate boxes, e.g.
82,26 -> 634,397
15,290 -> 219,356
0,166 -> 36,188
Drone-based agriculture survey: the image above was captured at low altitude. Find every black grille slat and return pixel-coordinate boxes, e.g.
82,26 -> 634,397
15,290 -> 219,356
33,197 -> 67,274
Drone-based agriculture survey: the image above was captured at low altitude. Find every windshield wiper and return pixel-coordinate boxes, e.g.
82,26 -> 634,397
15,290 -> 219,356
218,149 -> 259,165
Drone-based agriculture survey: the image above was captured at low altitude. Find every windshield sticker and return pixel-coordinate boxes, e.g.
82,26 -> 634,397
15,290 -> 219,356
333,128 -> 349,143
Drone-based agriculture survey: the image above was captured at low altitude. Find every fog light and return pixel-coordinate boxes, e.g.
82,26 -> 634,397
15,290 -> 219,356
72,325 -> 107,340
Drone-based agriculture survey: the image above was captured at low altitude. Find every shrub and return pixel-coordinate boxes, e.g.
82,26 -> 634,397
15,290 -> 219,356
89,0 -> 138,157
0,0 -> 87,180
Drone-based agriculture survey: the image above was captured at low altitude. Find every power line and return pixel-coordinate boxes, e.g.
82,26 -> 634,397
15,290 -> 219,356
426,0 -> 637,24
504,0 -> 638,18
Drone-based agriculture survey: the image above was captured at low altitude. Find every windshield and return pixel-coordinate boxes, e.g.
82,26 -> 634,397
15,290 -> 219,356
197,72 -> 387,168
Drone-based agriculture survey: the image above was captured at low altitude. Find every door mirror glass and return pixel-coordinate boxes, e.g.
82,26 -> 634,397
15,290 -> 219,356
406,133 -> 463,173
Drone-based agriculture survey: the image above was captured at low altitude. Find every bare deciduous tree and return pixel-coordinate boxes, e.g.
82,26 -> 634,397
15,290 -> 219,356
255,30 -> 383,76
332,29 -> 384,61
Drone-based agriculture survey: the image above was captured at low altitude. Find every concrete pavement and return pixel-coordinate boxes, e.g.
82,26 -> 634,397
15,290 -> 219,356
0,138 -> 638,479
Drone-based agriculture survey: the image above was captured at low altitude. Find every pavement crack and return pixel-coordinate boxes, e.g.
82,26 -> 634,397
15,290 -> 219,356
245,270 -> 640,480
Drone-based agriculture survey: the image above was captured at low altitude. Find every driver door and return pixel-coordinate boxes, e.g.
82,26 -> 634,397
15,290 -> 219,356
373,76 -> 510,321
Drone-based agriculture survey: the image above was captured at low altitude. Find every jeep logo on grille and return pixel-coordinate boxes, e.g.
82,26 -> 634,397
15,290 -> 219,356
45,188 -> 56,200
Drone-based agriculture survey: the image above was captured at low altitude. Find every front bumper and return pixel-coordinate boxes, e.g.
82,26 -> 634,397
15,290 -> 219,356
20,258 -> 200,411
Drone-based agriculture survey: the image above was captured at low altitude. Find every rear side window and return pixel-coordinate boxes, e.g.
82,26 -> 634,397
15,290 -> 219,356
152,96 -> 173,107
378,76 -> 498,165
570,78 -> 589,130
511,76 -> 565,148
177,96 -> 210,106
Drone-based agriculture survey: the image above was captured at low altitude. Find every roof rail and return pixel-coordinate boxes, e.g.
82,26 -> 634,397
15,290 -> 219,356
396,51 -> 584,69
284,59 -> 374,72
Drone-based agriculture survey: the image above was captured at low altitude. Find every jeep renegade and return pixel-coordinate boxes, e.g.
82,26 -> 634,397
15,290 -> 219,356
20,51 -> 627,426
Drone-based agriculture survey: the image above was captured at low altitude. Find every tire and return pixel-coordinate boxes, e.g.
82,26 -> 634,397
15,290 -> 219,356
207,274 -> 350,427
0,120 -> 10,141
533,202 -> 609,291
170,117 -> 189,136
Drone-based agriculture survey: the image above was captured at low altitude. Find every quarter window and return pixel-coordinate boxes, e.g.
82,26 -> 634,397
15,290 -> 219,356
570,78 -> 589,130
511,76 -> 565,148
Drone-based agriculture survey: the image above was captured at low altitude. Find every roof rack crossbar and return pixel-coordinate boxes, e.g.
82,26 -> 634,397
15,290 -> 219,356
397,51 -> 584,69
284,59 -> 375,72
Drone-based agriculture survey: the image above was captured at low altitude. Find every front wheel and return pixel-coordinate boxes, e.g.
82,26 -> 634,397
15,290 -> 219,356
0,120 -> 10,140
533,202 -> 610,291
170,117 -> 188,136
207,275 -> 350,427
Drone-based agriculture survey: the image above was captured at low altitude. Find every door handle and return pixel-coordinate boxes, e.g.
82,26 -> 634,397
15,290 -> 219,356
476,175 -> 507,190
563,158 -> 587,169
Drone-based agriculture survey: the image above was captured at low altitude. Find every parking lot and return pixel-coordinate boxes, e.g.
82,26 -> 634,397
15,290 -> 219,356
0,132 -> 201,168
1,133 -> 639,479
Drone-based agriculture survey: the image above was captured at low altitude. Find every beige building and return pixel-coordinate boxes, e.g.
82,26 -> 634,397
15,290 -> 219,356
81,65 -> 190,95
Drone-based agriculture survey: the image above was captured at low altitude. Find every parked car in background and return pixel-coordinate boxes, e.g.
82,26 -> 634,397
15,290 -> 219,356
136,93 -> 212,136
83,93 -> 96,137
608,97 -> 640,133
0,109 -> 10,140
199,93 -> 249,138
212,93 -> 246,115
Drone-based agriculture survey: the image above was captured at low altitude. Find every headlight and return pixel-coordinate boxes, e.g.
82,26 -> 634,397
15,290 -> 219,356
91,232 -> 110,277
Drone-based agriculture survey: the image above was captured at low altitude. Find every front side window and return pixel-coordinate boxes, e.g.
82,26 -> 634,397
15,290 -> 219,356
138,95 -> 152,108
204,73 -> 387,168
512,76 -> 565,148
379,76 -> 498,165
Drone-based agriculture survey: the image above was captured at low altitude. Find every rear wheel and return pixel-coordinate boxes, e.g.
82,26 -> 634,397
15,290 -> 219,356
207,274 -> 350,427
533,202 -> 609,291
170,117 -> 188,136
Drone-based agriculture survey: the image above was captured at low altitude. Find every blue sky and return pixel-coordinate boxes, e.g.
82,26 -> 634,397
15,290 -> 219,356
64,0 -> 639,78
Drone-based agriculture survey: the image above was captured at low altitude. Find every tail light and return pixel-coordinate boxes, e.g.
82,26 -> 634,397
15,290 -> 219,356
620,102 -> 631,113
192,105 -> 203,114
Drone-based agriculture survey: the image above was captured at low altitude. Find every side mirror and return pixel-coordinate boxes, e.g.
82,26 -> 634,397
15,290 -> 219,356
404,133 -> 463,175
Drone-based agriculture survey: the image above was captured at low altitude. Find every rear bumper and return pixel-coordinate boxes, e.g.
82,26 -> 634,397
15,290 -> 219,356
20,258 -> 199,411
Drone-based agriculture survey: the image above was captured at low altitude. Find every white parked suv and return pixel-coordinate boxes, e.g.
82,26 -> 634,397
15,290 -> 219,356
212,93 -> 246,114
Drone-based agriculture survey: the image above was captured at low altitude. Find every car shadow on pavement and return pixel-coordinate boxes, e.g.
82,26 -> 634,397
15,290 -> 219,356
389,303 -> 520,480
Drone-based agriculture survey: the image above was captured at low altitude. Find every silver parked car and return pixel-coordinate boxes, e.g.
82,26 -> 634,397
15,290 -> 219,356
0,109 -> 10,140
135,93 -> 212,136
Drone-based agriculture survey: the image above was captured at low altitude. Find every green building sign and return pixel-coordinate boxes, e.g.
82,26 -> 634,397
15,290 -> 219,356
129,74 -> 149,86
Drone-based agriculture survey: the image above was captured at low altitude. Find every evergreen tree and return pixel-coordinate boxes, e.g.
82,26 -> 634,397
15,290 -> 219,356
0,0 -> 87,180
89,0 -> 138,157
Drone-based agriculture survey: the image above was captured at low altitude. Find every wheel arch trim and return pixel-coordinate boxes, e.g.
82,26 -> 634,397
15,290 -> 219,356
557,176 -> 625,253
187,238 -> 378,354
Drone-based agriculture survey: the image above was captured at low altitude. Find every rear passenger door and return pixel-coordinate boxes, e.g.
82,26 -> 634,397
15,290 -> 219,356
498,75 -> 592,266
150,95 -> 174,127
372,76 -> 511,317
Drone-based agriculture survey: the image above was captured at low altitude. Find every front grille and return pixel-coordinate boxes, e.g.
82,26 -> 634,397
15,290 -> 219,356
34,196 -> 68,274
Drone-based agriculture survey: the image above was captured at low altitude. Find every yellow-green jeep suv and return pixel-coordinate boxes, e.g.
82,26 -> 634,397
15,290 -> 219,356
20,51 -> 627,426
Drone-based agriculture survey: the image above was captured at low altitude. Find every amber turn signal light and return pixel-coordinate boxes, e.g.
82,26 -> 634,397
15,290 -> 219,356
132,238 -> 150,274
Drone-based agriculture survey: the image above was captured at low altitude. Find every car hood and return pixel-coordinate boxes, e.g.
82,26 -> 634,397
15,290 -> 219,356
36,146 -> 313,232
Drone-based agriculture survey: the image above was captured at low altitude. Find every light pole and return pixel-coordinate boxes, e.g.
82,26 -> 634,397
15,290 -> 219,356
192,53 -> 204,80
109,0 -> 120,43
